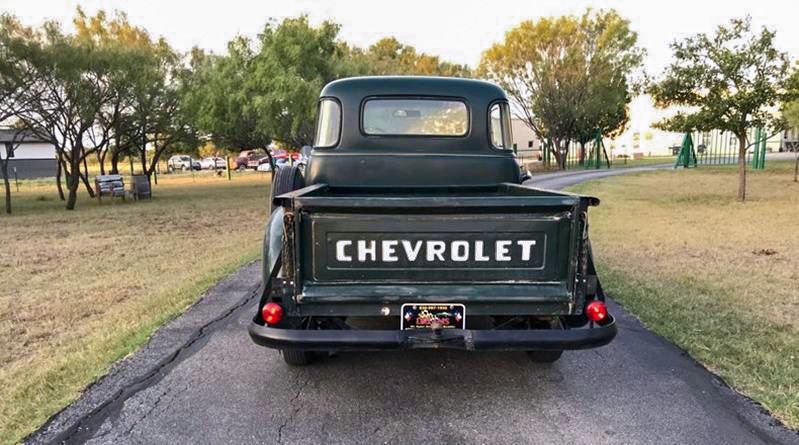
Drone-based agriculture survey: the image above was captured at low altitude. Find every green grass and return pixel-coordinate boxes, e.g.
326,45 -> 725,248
0,173 -> 270,444
569,161 -> 799,429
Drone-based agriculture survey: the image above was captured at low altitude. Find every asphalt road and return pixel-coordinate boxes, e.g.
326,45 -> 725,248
27,166 -> 799,445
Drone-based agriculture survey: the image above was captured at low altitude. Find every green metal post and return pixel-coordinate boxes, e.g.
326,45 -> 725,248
752,128 -> 761,169
758,130 -> 767,169
226,156 -> 232,180
675,132 -> 696,168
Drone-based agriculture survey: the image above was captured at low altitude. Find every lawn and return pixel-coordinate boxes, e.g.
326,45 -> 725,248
570,161 -> 799,429
0,171 -> 271,444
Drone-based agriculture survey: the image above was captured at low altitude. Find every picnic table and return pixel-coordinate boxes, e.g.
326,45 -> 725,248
94,175 -> 125,204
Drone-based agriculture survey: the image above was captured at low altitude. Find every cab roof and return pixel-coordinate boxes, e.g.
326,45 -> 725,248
305,76 -> 521,187
320,76 -> 507,102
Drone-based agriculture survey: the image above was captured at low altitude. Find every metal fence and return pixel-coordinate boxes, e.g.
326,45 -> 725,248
690,129 -> 755,166
531,127 -> 771,171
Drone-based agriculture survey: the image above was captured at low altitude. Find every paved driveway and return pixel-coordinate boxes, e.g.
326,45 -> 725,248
28,166 -> 798,445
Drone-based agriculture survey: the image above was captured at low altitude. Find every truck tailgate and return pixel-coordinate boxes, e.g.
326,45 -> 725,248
277,183 -> 597,314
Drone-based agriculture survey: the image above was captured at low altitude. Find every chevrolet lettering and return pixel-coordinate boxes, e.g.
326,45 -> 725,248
331,238 -> 541,265
249,76 -> 617,366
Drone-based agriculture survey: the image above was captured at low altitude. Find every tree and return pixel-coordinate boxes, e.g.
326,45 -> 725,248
648,17 -> 792,202
783,100 -> 799,183
364,37 -> 471,77
479,10 -> 642,169
73,9 -> 196,178
574,11 -> 643,161
0,14 -> 40,214
186,16 -> 472,161
73,8 -> 149,175
14,22 -> 121,210
250,16 -> 349,149
182,42 -> 275,169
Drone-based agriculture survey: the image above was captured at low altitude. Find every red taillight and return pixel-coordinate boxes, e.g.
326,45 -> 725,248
262,303 -> 283,325
586,301 -> 608,323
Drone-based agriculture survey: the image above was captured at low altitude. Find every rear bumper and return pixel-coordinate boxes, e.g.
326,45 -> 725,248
248,316 -> 616,351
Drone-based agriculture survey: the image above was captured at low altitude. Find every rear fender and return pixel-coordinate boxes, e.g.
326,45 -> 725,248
262,207 -> 285,282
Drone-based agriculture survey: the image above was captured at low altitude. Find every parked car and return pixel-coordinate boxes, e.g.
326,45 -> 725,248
199,156 -> 227,170
247,154 -> 271,170
233,149 -> 266,170
256,158 -> 293,172
167,155 -> 200,172
249,76 -> 616,366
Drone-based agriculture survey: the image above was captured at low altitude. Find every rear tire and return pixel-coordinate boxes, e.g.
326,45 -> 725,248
269,164 -> 305,214
282,350 -> 313,366
526,350 -> 563,363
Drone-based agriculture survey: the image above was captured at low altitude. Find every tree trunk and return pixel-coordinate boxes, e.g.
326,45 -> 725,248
81,148 -> 95,198
579,142 -> 587,165
794,151 -> 798,183
65,164 -> 79,210
110,148 -> 122,175
140,148 -> 147,178
1,159 -> 11,214
55,154 -> 65,201
549,138 -> 565,170
79,171 -> 96,198
737,136 -> 747,202
97,149 -> 106,175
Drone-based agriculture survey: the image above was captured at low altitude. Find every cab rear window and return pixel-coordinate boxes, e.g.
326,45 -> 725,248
362,98 -> 468,137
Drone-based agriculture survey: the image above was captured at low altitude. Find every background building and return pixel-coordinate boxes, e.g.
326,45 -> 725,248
0,129 -> 57,179
510,118 -> 543,162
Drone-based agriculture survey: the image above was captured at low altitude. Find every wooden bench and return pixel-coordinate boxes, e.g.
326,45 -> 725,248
95,175 -> 125,204
130,174 -> 152,200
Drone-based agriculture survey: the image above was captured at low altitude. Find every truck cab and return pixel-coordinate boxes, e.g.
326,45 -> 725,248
250,76 -> 616,366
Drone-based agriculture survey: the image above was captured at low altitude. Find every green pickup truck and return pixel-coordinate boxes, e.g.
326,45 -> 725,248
249,76 -> 616,365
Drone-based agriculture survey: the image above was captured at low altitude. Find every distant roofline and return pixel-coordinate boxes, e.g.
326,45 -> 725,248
0,128 -> 48,143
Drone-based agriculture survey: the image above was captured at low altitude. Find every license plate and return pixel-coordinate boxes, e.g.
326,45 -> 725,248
400,303 -> 465,330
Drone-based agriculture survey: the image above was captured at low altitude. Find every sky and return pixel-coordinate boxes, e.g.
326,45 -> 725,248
2,0 -> 797,76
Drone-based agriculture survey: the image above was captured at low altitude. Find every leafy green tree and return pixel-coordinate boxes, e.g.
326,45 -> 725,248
480,16 -> 581,168
479,9 -> 642,169
249,16 -> 350,149
0,14 -> 40,214
182,42 -> 276,169
12,22 -> 126,210
185,18 -> 472,161
74,9 -> 196,178
573,10 -> 643,162
648,17 -> 792,201
73,8 -> 148,175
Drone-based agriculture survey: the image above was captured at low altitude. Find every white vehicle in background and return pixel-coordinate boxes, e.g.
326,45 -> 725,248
167,155 -> 201,172
256,162 -> 273,172
199,156 -> 226,170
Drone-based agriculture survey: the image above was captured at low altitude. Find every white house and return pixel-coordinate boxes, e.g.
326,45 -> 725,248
0,129 -> 57,179
510,118 -> 543,162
